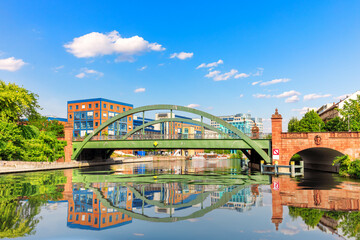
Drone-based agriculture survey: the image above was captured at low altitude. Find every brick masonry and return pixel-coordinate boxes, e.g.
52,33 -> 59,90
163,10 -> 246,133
271,109 -> 360,165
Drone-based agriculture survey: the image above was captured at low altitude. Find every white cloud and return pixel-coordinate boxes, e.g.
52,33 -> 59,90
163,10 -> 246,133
138,65 -> 147,71
285,95 -> 300,103
205,70 -> 220,78
76,68 -> 104,79
64,30 -> 165,59
253,93 -> 271,98
52,65 -> 64,72
304,93 -> 331,101
252,67 -> 264,76
187,104 -> 200,108
206,69 -> 238,81
260,78 -> 290,86
196,59 -> 223,69
75,72 -> 86,78
252,81 -> 262,85
0,57 -> 26,72
239,94 -> 244,98
170,52 -> 193,60
275,90 -> 301,98
292,107 -> 317,115
134,88 -> 146,93
334,93 -> 350,101
234,73 -> 250,79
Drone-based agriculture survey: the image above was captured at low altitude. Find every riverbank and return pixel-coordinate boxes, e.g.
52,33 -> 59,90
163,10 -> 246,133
0,156 -> 186,174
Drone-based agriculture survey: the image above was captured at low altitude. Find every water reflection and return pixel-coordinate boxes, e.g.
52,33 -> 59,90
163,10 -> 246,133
0,159 -> 359,239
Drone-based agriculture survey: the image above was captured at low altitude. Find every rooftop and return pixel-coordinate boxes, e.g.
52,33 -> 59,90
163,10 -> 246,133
67,98 -> 133,107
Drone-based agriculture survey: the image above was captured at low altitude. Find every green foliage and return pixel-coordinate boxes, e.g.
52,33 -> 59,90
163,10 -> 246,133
324,116 -> 347,132
0,120 -> 24,160
333,155 -> 352,177
28,115 -> 64,138
338,95 -> 360,131
337,211 -> 360,239
288,207 -> 324,228
288,117 -> 300,132
290,153 -> 302,162
0,119 -> 66,162
19,125 -> 40,139
297,110 -> 325,132
0,80 -> 40,122
230,151 -> 243,159
22,132 -> 66,162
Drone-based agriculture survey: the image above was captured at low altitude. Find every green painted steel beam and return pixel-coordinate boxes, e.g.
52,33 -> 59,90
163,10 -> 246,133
72,139 -> 270,150
71,104 -> 271,162
122,117 -> 230,140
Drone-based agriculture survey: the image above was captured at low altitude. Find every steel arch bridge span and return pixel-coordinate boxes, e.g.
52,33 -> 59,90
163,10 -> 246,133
71,104 -> 270,162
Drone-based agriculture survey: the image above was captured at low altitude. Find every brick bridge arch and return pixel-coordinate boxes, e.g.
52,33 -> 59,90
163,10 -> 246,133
271,109 -> 360,172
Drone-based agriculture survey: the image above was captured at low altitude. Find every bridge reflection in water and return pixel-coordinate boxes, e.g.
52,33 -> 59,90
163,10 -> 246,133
1,159 -> 360,239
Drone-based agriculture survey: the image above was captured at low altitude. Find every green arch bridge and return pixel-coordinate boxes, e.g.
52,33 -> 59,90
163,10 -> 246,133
72,104 -> 271,163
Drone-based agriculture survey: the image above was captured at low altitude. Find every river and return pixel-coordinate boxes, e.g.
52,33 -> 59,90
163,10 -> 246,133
0,159 -> 359,239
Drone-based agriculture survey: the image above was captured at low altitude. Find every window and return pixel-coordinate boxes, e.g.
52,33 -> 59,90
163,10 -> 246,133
95,103 -> 99,108
74,122 -> 80,129
103,113 -> 107,118
116,215 -> 119,221
95,112 -> 98,117
122,214 -> 124,220
81,121 -> 86,129
109,216 -> 112,222
82,215 -> 85,221
110,105 -> 113,110
87,121 -> 93,128
70,215 -> 73,220
87,111 -> 93,119
88,215 -> 91,223
95,122 -> 98,127
75,112 -> 80,120
89,104 -> 92,108
128,117 -> 131,121
123,107 -> 125,111
103,104 -> 106,108
81,112 -> 86,119
82,104 -> 85,109
94,199 -> 97,204
76,215 -> 79,221
69,105 -> 72,110
94,218 -> 98,224
69,114 -> 72,119
76,105 -> 79,110
102,218 -> 105,224
117,106 -> 119,111
70,207 -> 73,212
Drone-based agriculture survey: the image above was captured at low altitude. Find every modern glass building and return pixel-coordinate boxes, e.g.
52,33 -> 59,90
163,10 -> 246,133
67,98 -> 133,137
210,113 -> 263,136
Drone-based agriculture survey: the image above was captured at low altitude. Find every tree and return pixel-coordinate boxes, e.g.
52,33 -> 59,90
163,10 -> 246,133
298,110 -> 325,132
338,95 -> 360,131
28,115 -> 64,137
324,116 -> 347,132
288,117 -> 300,132
0,80 -> 40,122
0,120 -> 24,160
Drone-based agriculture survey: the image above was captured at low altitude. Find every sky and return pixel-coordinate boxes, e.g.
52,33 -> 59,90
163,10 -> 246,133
0,0 -> 360,132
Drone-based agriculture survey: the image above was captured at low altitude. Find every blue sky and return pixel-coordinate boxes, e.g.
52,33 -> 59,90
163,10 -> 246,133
1,1 -> 359,131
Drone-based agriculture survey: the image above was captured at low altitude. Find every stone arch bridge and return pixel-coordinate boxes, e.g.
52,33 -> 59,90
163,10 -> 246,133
271,109 -> 360,172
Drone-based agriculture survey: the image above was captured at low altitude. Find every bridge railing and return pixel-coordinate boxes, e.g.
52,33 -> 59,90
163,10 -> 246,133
73,132 -> 272,141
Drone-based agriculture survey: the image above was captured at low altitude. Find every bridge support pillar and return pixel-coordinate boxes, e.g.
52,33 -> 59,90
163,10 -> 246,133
64,123 -> 73,162
271,109 -> 283,165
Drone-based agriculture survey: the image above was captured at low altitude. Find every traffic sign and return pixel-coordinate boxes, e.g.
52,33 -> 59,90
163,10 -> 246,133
273,149 -> 279,160
272,181 -> 279,190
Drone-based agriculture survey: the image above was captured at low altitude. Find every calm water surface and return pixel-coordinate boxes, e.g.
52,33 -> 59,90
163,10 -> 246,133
1,159 -> 359,239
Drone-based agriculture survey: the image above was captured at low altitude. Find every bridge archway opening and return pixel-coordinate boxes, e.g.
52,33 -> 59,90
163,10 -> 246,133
290,147 -> 343,173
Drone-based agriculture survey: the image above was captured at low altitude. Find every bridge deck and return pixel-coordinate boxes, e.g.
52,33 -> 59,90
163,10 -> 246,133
72,139 -> 270,150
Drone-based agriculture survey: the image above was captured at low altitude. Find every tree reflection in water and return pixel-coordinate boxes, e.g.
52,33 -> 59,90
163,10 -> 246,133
0,171 -> 67,238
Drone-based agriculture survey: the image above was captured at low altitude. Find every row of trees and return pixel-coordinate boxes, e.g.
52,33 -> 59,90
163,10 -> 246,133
0,80 -> 66,161
288,95 -> 360,132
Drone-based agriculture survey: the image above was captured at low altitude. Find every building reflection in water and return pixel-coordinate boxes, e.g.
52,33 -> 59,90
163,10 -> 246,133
67,183 -> 133,230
